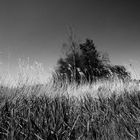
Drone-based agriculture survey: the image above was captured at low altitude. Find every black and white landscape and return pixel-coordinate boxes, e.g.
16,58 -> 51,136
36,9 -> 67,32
0,0 -> 140,139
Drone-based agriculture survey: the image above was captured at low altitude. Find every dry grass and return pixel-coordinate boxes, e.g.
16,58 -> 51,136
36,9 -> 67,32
0,60 -> 140,139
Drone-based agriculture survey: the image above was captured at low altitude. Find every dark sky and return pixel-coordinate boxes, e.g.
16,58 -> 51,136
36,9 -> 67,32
0,0 -> 140,78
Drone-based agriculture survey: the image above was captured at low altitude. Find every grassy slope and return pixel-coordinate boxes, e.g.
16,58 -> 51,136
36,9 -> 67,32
0,78 -> 140,140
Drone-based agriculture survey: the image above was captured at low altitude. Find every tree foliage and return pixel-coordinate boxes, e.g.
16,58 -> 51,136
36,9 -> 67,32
56,38 -> 131,83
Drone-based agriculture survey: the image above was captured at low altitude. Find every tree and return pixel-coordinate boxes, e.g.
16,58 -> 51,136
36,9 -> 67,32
79,39 -> 110,82
56,38 -> 131,83
108,65 -> 131,81
56,52 -> 81,83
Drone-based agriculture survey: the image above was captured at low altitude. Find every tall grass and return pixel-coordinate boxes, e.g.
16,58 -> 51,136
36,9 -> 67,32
0,60 -> 140,139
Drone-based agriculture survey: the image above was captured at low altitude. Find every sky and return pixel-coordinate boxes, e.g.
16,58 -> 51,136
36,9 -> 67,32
0,0 -> 140,78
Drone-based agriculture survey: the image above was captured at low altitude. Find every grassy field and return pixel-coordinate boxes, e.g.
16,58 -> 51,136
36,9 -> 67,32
0,62 -> 140,140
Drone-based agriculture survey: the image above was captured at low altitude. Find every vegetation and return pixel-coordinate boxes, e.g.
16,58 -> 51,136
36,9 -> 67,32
0,74 -> 140,140
0,38 -> 138,140
56,38 -> 130,83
